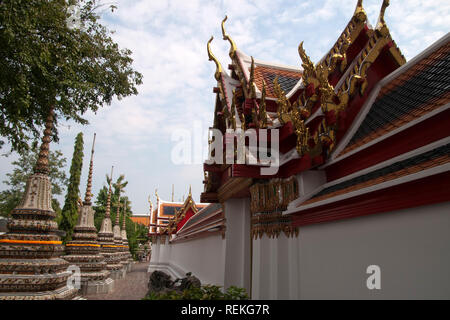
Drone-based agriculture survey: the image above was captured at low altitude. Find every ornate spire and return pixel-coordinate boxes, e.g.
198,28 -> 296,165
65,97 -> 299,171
298,41 -> 317,87
376,0 -> 390,36
188,185 -> 192,198
221,15 -> 237,58
248,56 -> 256,99
34,107 -> 54,174
122,199 -> 127,230
115,185 -> 122,226
84,133 -> 96,205
259,80 -> 268,128
105,166 -> 114,218
148,195 -> 153,216
353,0 -> 367,22
171,184 -> 174,202
231,89 -> 237,130
207,36 -> 223,81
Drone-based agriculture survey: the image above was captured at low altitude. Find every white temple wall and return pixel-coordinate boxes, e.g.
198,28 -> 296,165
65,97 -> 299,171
170,235 -> 226,286
252,201 -> 450,299
223,198 -> 251,294
149,235 -> 226,286
151,237 -> 160,265
251,233 -> 300,299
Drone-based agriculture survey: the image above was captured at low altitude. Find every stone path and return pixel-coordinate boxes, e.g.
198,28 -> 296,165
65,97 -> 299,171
84,262 -> 150,300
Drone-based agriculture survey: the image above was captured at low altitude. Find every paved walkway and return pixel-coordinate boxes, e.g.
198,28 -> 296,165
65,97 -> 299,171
85,262 -> 150,300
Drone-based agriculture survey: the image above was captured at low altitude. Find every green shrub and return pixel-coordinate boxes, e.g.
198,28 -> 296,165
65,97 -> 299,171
143,285 -> 249,300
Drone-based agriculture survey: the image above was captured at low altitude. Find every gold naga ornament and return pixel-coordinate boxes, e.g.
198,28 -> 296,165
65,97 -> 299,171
207,36 -> 223,82
221,15 -> 237,59
273,75 -> 310,156
258,80 -> 268,129
273,0 -> 404,158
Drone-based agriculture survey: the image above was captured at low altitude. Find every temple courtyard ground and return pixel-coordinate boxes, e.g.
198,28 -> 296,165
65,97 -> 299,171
84,262 -> 150,300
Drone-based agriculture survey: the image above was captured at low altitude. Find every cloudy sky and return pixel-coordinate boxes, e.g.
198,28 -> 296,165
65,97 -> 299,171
1,0 -> 449,214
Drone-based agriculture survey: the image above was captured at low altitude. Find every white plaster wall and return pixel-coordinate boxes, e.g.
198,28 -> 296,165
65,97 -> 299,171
158,237 -> 171,265
224,198 -> 251,293
170,235 -> 226,286
253,201 -> 450,299
252,233 -> 300,300
149,238 -> 160,265
297,201 -> 450,299
149,235 -> 225,286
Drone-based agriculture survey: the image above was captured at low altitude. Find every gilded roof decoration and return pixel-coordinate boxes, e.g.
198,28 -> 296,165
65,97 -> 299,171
248,57 -> 257,99
207,36 -> 223,81
159,187 -> 207,236
221,16 -> 237,59
376,0 -> 390,36
259,80 -> 268,129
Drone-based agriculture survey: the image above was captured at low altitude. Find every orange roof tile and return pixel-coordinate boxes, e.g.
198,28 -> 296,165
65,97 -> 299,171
253,66 -> 302,98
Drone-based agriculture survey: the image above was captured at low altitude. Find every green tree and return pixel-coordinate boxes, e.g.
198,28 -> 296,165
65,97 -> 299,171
59,132 -> 84,242
94,173 -> 145,258
94,174 -> 130,230
0,0 -> 143,152
0,146 -> 68,217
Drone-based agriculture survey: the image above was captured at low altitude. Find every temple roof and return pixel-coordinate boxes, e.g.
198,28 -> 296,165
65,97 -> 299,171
234,49 -> 303,99
336,37 -> 450,158
172,203 -> 224,242
294,141 -> 450,211
179,203 -> 222,232
156,188 -> 208,235
130,216 -> 151,227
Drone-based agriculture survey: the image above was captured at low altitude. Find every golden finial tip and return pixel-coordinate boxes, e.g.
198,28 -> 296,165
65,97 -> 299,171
207,36 -> 223,81
376,0 -> 390,35
354,0 -> 367,22
221,15 -> 237,58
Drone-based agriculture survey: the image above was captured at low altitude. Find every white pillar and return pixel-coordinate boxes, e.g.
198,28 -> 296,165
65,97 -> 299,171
223,198 -> 251,294
251,235 -> 272,299
148,237 -> 161,272
287,235 -> 301,299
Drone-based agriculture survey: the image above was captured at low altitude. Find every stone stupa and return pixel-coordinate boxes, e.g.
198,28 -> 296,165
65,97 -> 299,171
63,134 -> 114,295
112,187 -> 128,276
0,108 -> 78,300
97,167 -> 124,280
120,199 -> 133,270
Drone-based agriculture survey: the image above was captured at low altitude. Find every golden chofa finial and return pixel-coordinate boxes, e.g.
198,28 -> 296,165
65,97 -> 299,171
248,56 -> 256,99
259,80 -> 268,129
155,188 -> 159,200
353,0 -> 367,22
230,89 -> 237,130
207,36 -> 223,81
221,16 -> 237,59
298,42 -> 316,86
376,0 -> 390,36
188,185 -> 192,197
